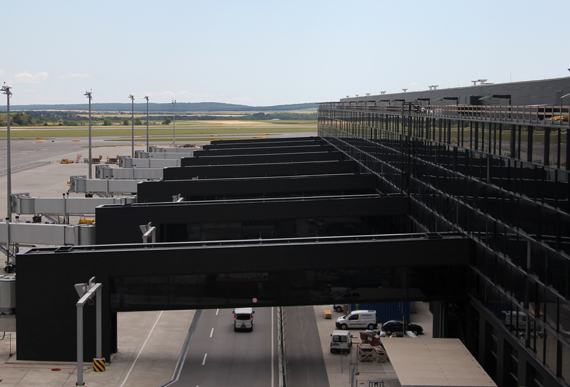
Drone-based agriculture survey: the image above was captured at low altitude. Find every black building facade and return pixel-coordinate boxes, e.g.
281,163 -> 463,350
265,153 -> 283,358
318,94 -> 570,386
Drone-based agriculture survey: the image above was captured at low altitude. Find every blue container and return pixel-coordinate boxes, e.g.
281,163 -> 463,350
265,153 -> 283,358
350,302 -> 411,323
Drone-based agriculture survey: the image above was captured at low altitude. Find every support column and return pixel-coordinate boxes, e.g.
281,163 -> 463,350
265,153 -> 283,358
431,301 -> 448,338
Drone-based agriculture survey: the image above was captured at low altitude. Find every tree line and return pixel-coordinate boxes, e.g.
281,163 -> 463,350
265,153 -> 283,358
0,111 -> 317,127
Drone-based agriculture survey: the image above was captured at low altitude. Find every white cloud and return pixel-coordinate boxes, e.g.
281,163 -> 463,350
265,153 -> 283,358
0,69 -> 5,77
13,71 -> 49,84
60,73 -> 93,80
410,82 -> 419,86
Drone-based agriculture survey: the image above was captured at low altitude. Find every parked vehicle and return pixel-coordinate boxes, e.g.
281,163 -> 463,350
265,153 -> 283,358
381,320 -> 423,335
233,308 -> 254,332
502,311 -> 541,334
335,310 -> 378,330
330,330 -> 353,353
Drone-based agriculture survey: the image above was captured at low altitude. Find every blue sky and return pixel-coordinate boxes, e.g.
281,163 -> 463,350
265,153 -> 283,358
2,0 -> 569,106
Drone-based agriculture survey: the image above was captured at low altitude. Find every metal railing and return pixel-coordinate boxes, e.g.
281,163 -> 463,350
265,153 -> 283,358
322,102 -> 570,127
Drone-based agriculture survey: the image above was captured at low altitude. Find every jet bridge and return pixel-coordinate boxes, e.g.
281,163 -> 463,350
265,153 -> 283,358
135,147 -> 198,159
118,156 -> 181,168
0,222 -> 94,245
94,165 -> 165,180
69,176 -> 139,195
11,193 -> 136,216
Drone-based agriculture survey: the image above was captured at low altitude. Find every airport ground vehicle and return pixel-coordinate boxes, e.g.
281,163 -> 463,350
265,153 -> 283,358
381,320 -> 423,335
335,310 -> 378,330
330,330 -> 353,353
233,308 -> 254,332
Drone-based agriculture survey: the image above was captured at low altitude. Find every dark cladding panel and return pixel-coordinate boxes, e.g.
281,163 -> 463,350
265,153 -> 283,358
137,174 -> 378,203
203,137 -> 324,149
194,145 -> 334,157
95,196 -> 410,244
162,160 -> 359,180
180,151 -> 345,166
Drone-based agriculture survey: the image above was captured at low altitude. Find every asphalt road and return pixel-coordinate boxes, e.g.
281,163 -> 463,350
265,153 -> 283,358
170,306 -> 330,387
175,307 -> 278,386
285,306 -> 330,387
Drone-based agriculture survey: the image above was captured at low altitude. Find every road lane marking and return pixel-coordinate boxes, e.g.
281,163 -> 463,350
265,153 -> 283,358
216,309 -> 219,315
202,353 -> 207,365
119,311 -> 163,387
210,328 -> 214,338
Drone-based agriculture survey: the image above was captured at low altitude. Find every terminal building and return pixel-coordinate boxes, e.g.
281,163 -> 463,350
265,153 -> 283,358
320,77 -> 570,387
11,77 -> 570,387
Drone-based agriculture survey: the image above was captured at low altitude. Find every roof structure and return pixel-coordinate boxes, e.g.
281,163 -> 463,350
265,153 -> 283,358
381,338 -> 497,387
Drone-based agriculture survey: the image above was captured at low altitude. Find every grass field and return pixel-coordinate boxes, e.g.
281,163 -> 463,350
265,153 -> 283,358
0,120 -> 317,139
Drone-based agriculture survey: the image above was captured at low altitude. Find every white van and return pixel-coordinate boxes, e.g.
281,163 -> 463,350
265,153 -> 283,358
335,310 -> 377,330
330,330 -> 353,353
233,308 -> 254,332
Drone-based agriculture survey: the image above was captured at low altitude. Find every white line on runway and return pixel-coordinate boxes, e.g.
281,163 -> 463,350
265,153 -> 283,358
119,311 -> 164,387
202,353 -> 208,365
210,328 -> 214,338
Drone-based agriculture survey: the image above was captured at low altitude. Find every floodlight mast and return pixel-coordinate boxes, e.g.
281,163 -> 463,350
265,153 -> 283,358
172,100 -> 176,147
144,96 -> 149,152
84,91 -> 93,179
2,84 -> 13,269
129,94 -> 135,157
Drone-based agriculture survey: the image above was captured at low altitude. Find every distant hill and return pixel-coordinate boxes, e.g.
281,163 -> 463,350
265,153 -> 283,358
3,102 -> 319,113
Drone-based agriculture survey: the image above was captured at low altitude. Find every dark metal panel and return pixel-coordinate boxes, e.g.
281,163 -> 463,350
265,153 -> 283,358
204,137 -> 324,149
95,195 -> 410,244
180,151 -> 345,166
194,145 -> 334,157
137,174 -> 378,203
162,160 -> 359,180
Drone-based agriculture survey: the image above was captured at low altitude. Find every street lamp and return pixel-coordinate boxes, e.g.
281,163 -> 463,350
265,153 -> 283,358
129,94 -> 135,158
2,84 -> 12,270
84,90 -> 93,179
172,100 -> 176,147
144,96 -> 149,152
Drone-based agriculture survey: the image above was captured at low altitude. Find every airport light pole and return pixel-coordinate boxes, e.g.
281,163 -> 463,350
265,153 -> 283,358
172,100 -> 176,147
85,91 -> 93,179
129,94 -> 135,158
2,84 -> 12,269
144,96 -> 149,152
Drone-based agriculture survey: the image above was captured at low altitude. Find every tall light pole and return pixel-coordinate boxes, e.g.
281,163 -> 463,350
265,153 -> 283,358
84,91 -> 93,179
2,84 -> 12,269
144,96 -> 150,152
172,99 -> 176,147
129,94 -> 135,157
